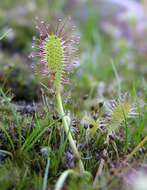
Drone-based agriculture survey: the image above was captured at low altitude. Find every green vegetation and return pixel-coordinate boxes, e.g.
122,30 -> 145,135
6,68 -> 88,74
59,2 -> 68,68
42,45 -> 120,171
0,0 -> 146,189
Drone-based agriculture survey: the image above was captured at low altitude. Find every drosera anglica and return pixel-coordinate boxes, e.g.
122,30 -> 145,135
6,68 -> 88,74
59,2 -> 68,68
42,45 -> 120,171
104,94 -> 138,136
30,17 -> 84,173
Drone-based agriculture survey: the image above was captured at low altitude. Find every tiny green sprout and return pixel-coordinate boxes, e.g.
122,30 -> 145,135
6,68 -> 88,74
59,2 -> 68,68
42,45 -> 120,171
30,18 -> 84,173
81,114 -> 101,141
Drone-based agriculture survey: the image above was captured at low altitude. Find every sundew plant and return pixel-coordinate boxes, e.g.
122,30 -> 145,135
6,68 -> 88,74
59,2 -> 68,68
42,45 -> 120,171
30,18 -> 84,173
0,1 -> 147,189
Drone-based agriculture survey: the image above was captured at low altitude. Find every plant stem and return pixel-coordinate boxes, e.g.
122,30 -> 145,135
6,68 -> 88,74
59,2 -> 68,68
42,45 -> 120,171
56,91 -> 84,173
93,149 -> 106,188
125,136 -> 147,162
42,157 -> 50,190
0,29 -> 12,41
55,169 -> 76,190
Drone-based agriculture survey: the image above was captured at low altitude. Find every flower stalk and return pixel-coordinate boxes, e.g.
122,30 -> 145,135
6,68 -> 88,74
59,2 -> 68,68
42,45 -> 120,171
56,91 -> 84,173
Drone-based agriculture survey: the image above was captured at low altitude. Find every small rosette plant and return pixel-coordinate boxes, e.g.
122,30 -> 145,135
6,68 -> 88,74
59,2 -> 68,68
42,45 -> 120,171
104,94 -> 138,135
82,94 -> 138,143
